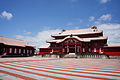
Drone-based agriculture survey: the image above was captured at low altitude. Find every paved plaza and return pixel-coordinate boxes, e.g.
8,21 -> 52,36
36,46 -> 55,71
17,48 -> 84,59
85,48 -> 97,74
0,57 -> 120,80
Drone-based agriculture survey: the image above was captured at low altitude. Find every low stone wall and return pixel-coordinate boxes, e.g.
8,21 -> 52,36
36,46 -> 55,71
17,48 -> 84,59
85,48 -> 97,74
42,53 -> 60,58
42,53 -> 111,59
77,54 -> 109,59
109,56 -> 120,59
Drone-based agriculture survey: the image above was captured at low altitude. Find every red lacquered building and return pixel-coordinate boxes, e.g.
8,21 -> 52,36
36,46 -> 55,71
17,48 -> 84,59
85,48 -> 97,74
39,27 -> 120,58
0,36 -> 35,57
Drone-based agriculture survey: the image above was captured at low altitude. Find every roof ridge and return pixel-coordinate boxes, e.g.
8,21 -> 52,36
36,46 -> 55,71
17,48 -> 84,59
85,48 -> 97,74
0,36 -> 35,47
64,28 -> 93,31
0,36 -> 25,42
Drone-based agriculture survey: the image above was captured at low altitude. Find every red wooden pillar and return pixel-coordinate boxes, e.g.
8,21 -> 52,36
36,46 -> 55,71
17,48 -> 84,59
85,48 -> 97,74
102,48 -> 104,53
75,45 -> 77,54
86,43 -> 88,54
62,48 -> 65,54
67,45 -> 69,54
62,43 -> 64,54
101,48 -> 104,53
92,48 -> 94,53
80,42 -> 82,53
4,47 -> 8,56
80,47 -> 82,53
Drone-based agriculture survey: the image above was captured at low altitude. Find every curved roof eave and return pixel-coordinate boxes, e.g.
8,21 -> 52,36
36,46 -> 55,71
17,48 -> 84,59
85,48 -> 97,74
51,31 -> 103,37
56,36 -> 107,43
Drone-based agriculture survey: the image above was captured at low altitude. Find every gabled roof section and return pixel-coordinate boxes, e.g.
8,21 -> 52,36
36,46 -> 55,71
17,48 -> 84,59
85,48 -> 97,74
46,36 -> 107,43
52,27 -> 102,37
0,36 -> 35,47
59,36 -> 85,42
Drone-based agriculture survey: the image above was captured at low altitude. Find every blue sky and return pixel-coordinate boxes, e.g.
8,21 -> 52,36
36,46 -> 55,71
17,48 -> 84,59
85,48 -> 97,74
0,0 -> 120,48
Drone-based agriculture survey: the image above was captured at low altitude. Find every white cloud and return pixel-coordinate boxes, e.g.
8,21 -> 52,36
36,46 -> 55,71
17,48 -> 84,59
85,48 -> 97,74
24,30 -> 32,35
0,11 -> 13,20
98,14 -> 111,21
15,29 -> 61,49
97,23 -> 120,44
15,35 -> 24,39
89,16 -> 95,21
92,13 -> 119,44
66,22 -> 74,26
100,0 -> 110,3
94,21 -> 100,25
94,14 -> 112,25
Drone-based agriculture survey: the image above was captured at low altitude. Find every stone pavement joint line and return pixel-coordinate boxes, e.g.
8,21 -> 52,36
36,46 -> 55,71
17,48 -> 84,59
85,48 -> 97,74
0,70 -> 36,80
0,64 -> 114,80
0,57 -> 120,80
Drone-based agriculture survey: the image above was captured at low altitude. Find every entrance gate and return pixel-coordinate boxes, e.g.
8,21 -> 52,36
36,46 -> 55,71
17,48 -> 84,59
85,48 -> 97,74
69,45 -> 75,53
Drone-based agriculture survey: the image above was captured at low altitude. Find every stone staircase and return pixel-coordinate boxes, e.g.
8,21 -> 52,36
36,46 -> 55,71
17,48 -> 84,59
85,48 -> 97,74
64,53 -> 77,58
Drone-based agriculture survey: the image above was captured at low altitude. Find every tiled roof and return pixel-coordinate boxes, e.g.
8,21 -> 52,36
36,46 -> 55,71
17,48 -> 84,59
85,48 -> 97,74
104,44 -> 120,47
39,45 -> 49,48
52,28 -> 102,37
46,39 -> 62,43
46,36 -> 107,43
0,36 -> 35,47
26,44 -> 35,47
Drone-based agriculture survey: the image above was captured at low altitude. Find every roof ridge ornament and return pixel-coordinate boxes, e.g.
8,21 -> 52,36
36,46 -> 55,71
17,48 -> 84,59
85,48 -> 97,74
62,29 -> 66,33
91,26 -> 97,29
70,34 -> 73,37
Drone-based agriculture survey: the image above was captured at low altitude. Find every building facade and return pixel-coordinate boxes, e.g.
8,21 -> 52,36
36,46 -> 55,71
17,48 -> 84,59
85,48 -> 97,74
104,44 -> 120,56
39,27 -> 120,57
0,36 -> 35,57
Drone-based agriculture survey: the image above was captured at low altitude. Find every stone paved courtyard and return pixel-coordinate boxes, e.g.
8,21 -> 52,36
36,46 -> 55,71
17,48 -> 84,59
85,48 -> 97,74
0,57 -> 120,80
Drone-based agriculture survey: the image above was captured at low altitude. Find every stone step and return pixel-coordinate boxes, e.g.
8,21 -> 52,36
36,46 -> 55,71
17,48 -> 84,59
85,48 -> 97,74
64,53 -> 77,58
